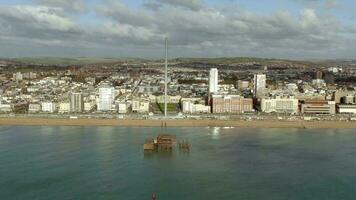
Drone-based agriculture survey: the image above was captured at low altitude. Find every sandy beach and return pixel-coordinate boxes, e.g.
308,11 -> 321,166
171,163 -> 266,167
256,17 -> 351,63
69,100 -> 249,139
0,118 -> 356,129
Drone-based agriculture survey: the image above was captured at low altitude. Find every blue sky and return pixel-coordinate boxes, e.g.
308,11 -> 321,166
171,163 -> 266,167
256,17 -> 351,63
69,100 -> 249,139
0,0 -> 355,59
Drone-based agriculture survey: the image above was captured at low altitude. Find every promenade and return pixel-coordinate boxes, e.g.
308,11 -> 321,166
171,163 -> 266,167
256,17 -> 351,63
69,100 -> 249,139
1,117 -> 356,129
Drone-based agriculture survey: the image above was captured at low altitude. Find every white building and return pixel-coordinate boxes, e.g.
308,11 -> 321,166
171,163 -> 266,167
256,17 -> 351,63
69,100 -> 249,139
138,85 -> 160,94
23,72 -> 37,79
261,97 -> 299,114
254,74 -> 266,98
237,80 -> 250,91
182,101 -> 211,114
13,72 -> 23,81
312,79 -> 326,88
41,102 -> 56,113
70,92 -> 83,113
27,86 -> 40,93
155,95 -> 181,104
338,105 -> 356,114
0,97 -> 11,112
286,83 -> 298,92
209,68 -> 219,93
0,104 -> 12,112
59,102 -> 70,113
132,100 -> 149,113
118,102 -> 129,114
328,67 -> 342,73
97,85 -> 115,111
28,103 -> 41,113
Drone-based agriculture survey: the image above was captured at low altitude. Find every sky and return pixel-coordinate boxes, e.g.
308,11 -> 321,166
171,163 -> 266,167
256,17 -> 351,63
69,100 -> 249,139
0,0 -> 355,59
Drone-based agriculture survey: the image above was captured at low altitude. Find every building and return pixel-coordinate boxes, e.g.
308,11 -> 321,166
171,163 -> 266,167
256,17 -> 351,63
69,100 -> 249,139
27,86 -> 40,93
28,103 -> 41,113
59,102 -> 70,113
237,80 -> 250,91
138,85 -> 160,94
286,83 -> 298,92
312,79 -> 326,87
13,72 -> 23,81
211,95 -> 253,114
23,72 -> 37,80
253,74 -> 266,98
97,85 -> 115,111
182,101 -> 210,114
41,102 -> 56,113
261,97 -> 299,114
337,105 -> 356,114
0,104 -> 12,112
342,95 -> 355,104
132,99 -> 150,113
301,100 -> 336,114
333,90 -> 356,104
118,102 -> 129,114
328,67 -> 342,73
209,68 -> 218,94
70,92 -> 84,113
84,101 -> 96,112
0,96 -> 12,112
154,95 -> 181,104
316,70 -> 323,79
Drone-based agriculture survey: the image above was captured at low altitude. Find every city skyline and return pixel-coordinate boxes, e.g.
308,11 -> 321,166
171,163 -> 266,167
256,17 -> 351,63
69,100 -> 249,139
0,0 -> 356,59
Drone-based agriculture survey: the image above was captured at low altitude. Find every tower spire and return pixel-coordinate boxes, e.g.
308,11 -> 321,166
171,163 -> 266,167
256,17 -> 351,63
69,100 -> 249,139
164,38 -> 168,117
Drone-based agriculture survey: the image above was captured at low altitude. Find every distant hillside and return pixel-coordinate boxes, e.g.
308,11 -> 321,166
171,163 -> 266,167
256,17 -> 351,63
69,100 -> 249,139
1,57 -> 353,67
2,57 -> 146,66
173,57 -> 278,64
163,57 -> 327,69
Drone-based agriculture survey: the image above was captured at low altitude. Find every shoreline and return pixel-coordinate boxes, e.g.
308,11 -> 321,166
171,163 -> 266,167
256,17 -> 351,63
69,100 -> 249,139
1,118 -> 356,129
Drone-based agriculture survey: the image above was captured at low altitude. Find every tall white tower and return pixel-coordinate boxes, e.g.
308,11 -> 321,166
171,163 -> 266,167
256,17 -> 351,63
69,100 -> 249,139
70,92 -> 83,113
209,68 -> 218,94
98,85 -> 115,111
164,38 -> 168,117
254,74 -> 266,98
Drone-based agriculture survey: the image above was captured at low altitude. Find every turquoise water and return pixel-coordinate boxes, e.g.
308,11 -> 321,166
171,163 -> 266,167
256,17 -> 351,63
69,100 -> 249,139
1,126 -> 356,199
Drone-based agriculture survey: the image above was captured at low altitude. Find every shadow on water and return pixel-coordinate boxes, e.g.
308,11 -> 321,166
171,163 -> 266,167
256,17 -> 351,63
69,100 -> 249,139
143,149 -> 191,160
144,151 -> 174,160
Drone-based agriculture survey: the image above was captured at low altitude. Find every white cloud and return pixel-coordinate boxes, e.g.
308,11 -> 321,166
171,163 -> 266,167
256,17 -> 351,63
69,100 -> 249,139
0,1 -> 354,59
148,0 -> 203,10
0,6 -> 75,31
35,0 -> 86,12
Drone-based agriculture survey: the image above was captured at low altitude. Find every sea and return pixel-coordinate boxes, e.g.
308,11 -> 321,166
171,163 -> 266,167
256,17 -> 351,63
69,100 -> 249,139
1,126 -> 356,200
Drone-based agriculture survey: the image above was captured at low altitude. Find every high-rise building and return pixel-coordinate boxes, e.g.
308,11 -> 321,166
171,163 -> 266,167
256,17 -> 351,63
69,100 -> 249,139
209,68 -> 218,93
70,92 -> 83,113
253,74 -> 266,98
97,85 -> 115,111
316,70 -> 323,79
